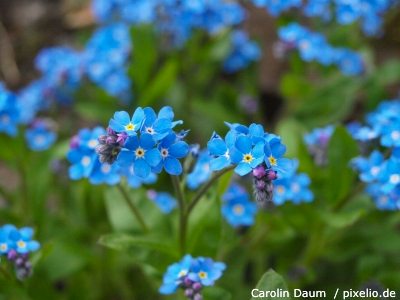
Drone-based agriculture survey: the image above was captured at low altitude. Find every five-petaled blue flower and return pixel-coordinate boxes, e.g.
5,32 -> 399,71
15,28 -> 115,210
187,257 -> 226,286
159,255 -> 193,294
117,134 -> 162,178
230,136 -> 265,176
109,108 -> 145,136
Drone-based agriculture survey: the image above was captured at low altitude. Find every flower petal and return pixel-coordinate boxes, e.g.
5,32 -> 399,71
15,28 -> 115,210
169,141 -> 189,158
165,157 -> 183,175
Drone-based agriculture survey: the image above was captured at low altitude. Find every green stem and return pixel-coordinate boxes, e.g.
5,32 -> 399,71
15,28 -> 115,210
171,176 -> 187,255
186,166 -> 234,214
117,184 -> 149,232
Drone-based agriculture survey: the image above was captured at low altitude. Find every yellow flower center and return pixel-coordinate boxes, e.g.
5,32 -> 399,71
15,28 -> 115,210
17,240 -> 26,249
0,244 -> 7,251
81,156 -> 91,167
125,123 -> 135,131
135,147 -> 145,158
178,270 -> 187,278
268,155 -> 277,166
277,186 -> 285,194
88,139 -> 98,148
198,271 -> 208,279
243,154 -> 253,163
233,204 -> 244,215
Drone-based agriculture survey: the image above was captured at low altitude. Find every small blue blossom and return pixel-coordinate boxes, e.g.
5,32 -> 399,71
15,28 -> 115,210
159,255 -> 194,294
273,168 -> 314,205
109,108 -> 145,136
352,150 -> 385,183
222,184 -> 257,227
89,160 -> 121,185
0,83 -> 20,136
187,257 -> 226,286
117,134 -> 162,178
187,150 -> 213,190
264,138 -> 293,177
147,190 -> 177,213
223,30 -> 261,73
10,227 -> 41,254
154,133 -> 189,175
141,106 -> 181,141
230,136 -> 265,176
25,119 -> 57,151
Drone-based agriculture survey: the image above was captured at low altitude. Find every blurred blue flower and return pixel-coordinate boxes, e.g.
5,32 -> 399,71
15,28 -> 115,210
10,227 -> 41,254
223,30 -> 261,73
187,150 -> 213,189
352,150 -> 385,183
222,184 -> 257,227
147,190 -> 177,213
25,119 -> 57,151
89,160 -> 121,185
251,0 -> 301,16
0,83 -> 20,136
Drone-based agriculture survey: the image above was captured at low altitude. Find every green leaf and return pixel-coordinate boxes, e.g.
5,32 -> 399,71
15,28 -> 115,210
250,269 -> 291,300
320,209 -> 365,229
326,126 -> 358,204
98,233 -> 177,258
139,59 -> 178,106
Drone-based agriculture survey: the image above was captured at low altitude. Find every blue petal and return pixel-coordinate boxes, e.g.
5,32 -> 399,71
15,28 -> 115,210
145,148 -> 162,167
235,136 -> 252,153
109,118 -> 125,133
154,118 -> 172,133
230,148 -> 243,163
210,156 -> 230,171
143,107 -> 157,126
169,141 -> 189,158
207,138 -> 227,156
234,163 -> 252,176
140,133 -> 155,149
124,136 -> 139,150
113,111 -> 130,125
28,241 -> 40,251
19,227 -> 34,239
165,157 -> 183,175
134,159 -> 150,178
158,106 -> 174,120
132,107 -> 145,125
252,142 -> 265,158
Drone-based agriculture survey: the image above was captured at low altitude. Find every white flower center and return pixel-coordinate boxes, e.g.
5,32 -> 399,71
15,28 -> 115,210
233,204 -> 244,215
390,174 -> 400,185
370,166 -> 380,176
391,131 -> 400,141
101,164 -> 111,173
81,156 -> 91,167
88,139 -> 98,148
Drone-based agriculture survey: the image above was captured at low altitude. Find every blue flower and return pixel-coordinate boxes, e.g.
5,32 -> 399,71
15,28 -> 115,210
379,157 -> 400,193
264,138 -> 293,178
117,134 -> 162,178
89,160 -> 121,185
0,83 -> 19,136
207,133 -> 233,171
188,257 -> 226,286
147,190 -> 177,213
222,184 -> 257,227
25,120 -> 57,151
352,151 -> 384,183
380,124 -> 400,148
159,255 -> 194,294
223,30 -> 261,73
153,133 -> 189,175
109,108 -> 145,136
0,224 -> 18,255
230,136 -> 265,176
9,226 -> 40,254
274,173 -> 314,205
141,106 -> 181,141
187,150 -> 213,189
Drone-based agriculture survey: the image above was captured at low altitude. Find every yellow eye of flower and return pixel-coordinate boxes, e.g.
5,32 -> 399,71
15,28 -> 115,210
178,270 -> 187,277
125,123 -> 135,131
268,155 -> 277,166
233,204 -> 244,215
0,244 -> 7,251
277,186 -> 285,194
243,154 -> 253,163
198,271 -> 208,279
135,147 -> 145,158
17,240 -> 26,248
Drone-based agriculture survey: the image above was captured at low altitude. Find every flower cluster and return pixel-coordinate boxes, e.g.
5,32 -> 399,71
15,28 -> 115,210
103,106 -> 189,179
223,30 -> 261,73
273,160 -> 314,205
252,0 -> 394,36
207,122 -> 293,206
92,0 -> 244,46
160,255 -> 226,299
278,23 -> 364,76
0,224 -> 40,280
351,100 -> 400,210
222,184 -> 257,228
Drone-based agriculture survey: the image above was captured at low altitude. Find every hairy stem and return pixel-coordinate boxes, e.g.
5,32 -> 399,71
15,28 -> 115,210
117,184 -> 149,232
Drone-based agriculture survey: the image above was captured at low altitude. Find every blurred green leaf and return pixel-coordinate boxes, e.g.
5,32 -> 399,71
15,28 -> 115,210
326,126 -> 358,204
250,269 -> 291,300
